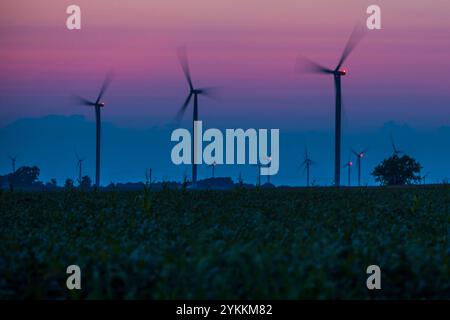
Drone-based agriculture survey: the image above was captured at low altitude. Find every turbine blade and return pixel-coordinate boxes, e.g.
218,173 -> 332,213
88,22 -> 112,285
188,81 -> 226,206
198,86 -> 223,100
390,133 -> 397,152
95,72 -> 114,104
73,95 -> 96,106
178,46 -> 194,91
296,55 -> 333,74
336,24 -> 365,70
176,93 -> 193,121
298,161 -> 306,172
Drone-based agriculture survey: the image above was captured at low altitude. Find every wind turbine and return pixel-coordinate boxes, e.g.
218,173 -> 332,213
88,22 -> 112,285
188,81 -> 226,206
255,162 -> 262,187
297,25 -> 365,187
145,168 -> 153,185
8,155 -> 17,173
209,161 -> 217,178
300,147 -> 315,187
343,159 -> 353,186
422,171 -> 430,185
75,153 -> 86,185
352,149 -> 367,186
176,47 -> 221,186
75,73 -> 113,187
390,134 -> 403,156
8,155 -> 18,191
266,156 -> 272,184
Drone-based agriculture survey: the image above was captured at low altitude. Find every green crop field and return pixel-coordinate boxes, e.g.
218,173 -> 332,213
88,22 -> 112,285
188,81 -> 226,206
0,186 -> 449,299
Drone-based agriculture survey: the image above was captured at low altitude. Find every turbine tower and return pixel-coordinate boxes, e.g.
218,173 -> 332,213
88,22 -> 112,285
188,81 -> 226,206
75,73 -> 112,187
146,168 -> 152,185
300,147 -> 315,187
343,159 -> 353,186
255,162 -> 262,187
297,25 -> 365,187
352,149 -> 367,186
210,161 -> 217,178
176,47 -> 221,186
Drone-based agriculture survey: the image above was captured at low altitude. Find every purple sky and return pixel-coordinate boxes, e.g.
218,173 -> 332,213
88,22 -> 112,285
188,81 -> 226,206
1,0 -> 450,130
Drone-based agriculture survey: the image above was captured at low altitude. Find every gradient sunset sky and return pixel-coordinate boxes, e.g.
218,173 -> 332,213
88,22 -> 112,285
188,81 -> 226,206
1,0 -> 450,130
1,1 -> 450,185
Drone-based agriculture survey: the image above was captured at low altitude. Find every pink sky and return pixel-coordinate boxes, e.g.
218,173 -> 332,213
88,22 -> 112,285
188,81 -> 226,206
1,0 -> 450,129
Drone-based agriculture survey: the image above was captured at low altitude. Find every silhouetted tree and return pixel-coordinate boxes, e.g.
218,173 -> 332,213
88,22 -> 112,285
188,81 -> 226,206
79,175 -> 92,189
372,154 -> 422,186
65,178 -> 74,189
10,166 -> 40,188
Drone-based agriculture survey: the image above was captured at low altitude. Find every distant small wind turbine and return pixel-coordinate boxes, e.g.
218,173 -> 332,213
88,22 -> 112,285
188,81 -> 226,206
176,47 -> 221,186
75,73 -> 113,187
146,168 -> 153,185
266,156 -> 272,184
343,159 -> 353,186
209,161 -> 217,178
300,147 -> 315,187
352,149 -> 367,186
7,155 -> 18,191
8,155 -> 17,173
422,171 -> 430,185
255,162 -> 262,187
75,153 -> 86,185
297,25 -> 365,187
390,134 -> 403,156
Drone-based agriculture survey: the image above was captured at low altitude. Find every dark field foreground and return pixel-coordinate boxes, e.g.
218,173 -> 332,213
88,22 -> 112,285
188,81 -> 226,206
0,187 -> 449,299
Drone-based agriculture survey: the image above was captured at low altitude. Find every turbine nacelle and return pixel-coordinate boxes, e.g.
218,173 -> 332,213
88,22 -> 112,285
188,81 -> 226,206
336,68 -> 347,76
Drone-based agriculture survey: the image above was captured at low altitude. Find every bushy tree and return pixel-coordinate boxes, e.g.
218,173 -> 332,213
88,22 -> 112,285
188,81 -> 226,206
79,175 -> 92,189
372,154 -> 422,186
10,166 -> 40,188
64,178 -> 74,189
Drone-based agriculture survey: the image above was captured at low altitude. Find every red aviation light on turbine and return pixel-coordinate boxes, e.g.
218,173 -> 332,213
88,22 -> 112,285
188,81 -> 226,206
338,68 -> 347,76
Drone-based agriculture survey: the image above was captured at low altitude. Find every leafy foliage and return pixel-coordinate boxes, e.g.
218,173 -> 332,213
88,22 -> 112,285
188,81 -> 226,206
64,179 -> 74,190
372,154 -> 422,186
9,166 -> 40,187
0,187 -> 449,299
79,175 -> 92,189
